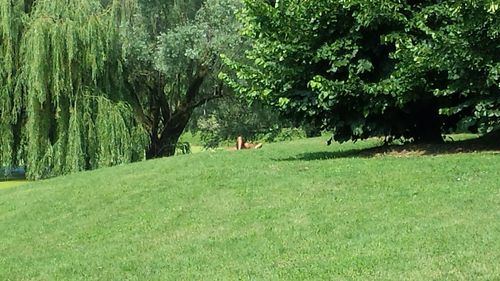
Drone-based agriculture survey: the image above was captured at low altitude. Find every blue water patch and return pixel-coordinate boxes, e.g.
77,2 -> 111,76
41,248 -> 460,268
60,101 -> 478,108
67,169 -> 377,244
0,167 -> 26,180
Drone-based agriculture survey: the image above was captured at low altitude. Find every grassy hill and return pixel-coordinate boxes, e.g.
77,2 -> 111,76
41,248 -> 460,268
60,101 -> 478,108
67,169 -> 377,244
0,137 -> 499,280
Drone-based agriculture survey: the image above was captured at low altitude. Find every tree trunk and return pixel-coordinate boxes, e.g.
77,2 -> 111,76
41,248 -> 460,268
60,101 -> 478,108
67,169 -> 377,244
146,108 -> 193,159
144,73 -> 207,159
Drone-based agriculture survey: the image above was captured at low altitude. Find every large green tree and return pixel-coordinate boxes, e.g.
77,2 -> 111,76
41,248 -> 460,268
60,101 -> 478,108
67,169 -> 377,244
1,0 -> 149,179
106,0 -> 242,158
0,0 -> 242,179
0,0 -> 28,171
224,0 -> 499,144
386,0 -> 500,136
431,1 -> 500,134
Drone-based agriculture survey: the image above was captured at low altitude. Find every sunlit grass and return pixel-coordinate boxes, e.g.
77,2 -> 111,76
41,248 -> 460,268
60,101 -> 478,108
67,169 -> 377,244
0,180 -> 27,190
0,137 -> 498,280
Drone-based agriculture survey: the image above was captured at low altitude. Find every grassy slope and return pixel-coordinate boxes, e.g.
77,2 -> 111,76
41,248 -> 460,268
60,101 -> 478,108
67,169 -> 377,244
0,138 -> 499,280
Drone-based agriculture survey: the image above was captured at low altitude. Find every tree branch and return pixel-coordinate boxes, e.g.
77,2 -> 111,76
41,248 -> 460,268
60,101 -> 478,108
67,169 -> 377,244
125,80 -> 153,131
189,88 -> 225,110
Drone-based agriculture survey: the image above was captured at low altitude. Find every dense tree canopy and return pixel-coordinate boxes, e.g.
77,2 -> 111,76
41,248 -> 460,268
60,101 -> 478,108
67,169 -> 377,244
1,0 -> 144,179
148,0 -> 242,156
0,0 -> 26,170
224,0 -> 499,143
0,0 -> 242,179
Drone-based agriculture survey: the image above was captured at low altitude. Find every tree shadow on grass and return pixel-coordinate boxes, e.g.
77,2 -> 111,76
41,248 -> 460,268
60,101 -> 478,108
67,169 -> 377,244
275,133 -> 500,162
275,149 -> 369,162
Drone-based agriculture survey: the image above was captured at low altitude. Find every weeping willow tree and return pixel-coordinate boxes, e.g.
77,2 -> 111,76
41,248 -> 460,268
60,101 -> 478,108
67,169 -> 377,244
1,0 -> 148,179
1,0 -> 242,179
0,0 -> 31,172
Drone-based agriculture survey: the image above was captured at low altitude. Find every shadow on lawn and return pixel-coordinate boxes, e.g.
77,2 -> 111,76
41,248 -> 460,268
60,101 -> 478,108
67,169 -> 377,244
276,132 -> 500,162
276,149 -> 368,161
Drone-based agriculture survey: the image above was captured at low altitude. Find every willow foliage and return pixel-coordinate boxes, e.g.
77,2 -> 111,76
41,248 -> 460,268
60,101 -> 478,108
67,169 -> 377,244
1,0 -> 240,179
0,1 -> 26,169
1,0 -> 148,179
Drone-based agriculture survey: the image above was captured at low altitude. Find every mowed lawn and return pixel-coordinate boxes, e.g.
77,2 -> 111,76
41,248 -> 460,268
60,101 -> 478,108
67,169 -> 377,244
0,138 -> 499,280
0,181 -> 27,190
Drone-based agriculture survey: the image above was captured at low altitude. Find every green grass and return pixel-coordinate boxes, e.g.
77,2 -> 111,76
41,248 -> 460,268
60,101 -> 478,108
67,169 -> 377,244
0,180 -> 27,190
0,137 -> 499,280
